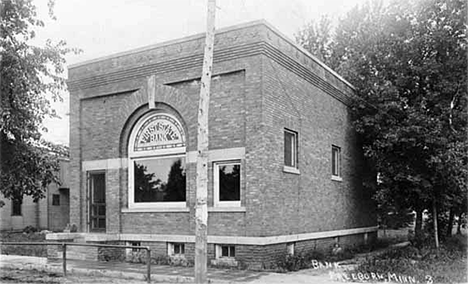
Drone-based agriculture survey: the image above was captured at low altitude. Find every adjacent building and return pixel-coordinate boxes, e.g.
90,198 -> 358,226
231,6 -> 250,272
0,158 -> 70,232
48,21 -> 377,268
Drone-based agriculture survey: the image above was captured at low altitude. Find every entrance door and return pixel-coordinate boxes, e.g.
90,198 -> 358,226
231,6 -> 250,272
89,172 -> 106,232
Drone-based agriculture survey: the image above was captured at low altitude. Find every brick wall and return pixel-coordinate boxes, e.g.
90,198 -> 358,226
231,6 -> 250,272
68,21 -> 375,242
258,57 -> 376,236
93,231 -> 372,269
47,160 -> 70,231
0,194 -> 46,230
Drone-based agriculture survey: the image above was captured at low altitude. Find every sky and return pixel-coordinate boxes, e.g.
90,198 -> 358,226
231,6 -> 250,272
35,0 -> 368,145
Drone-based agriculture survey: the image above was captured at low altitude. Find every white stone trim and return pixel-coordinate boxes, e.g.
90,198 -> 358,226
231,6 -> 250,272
283,166 -> 300,175
122,234 -> 194,243
147,75 -> 156,109
186,147 -> 245,164
46,233 -> 85,240
215,226 -> 378,245
208,207 -> 246,212
213,161 -> 242,208
331,175 -> 343,182
48,226 -> 377,245
121,207 -> 190,213
82,158 -> 127,171
130,147 -> 186,159
85,234 -> 120,242
287,243 -> 295,255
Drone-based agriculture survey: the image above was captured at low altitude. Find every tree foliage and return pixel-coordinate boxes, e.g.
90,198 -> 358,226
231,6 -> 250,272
296,0 -> 467,238
295,15 -> 335,65
0,0 -> 72,202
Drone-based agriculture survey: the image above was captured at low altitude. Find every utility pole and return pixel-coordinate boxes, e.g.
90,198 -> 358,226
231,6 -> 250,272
195,0 -> 216,283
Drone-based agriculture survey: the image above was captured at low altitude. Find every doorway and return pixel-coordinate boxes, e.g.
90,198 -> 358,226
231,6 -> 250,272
89,172 -> 106,232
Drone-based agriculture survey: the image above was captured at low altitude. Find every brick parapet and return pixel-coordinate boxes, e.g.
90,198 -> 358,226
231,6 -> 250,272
68,21 -> 354,106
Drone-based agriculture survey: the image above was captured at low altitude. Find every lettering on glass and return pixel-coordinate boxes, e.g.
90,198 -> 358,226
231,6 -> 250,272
134,115 -> 185,152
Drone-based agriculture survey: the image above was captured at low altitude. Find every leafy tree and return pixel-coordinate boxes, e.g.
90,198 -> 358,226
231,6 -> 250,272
133,162 -> 162,202
165,159 -> 186,202
296,0 -> 467,243
295,15 -> 335,66
133,160 -> 186,202
0,0 -> 73,203
219,164 -> 240,201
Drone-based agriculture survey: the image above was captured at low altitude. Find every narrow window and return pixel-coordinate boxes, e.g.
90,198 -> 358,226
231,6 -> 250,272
219,245 -> 235,258
214,161 -> 241,207
284,129 -> 297,168
168,243 -> 185,256
174,243 -> 185,255
130,241 -> 141,252
12,197 -> 22,216
332,145 -> 341,179
287,243 -> 295,255
52,194 -> 60,206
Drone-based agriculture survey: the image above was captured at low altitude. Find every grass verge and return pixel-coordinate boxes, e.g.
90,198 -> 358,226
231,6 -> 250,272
0,231 -> 47,257
352,235 -> 467,284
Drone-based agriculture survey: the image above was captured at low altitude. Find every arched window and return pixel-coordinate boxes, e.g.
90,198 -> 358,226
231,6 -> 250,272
128,112 -> 186,209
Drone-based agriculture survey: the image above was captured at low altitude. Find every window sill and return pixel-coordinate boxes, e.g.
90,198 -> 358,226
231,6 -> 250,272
122,207 -> 190,213
209,207 -> 246,212
283,166 -> 300,175
331,175 -> 343,182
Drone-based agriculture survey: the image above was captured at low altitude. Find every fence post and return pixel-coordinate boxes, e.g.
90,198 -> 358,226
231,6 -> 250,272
146,248 -> 151,283
62,243 -> 67,276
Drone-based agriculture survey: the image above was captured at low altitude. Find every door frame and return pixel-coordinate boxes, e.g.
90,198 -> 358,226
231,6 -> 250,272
87,171 -> 106,232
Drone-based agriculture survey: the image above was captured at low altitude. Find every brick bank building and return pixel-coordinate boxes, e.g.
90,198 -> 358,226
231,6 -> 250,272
48,21 -> 377,268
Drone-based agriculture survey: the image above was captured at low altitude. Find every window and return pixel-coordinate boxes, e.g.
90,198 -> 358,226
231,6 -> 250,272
287,243 -> 295,255
214,162 -> 241,207
125,241 -> 142,258
284,129 -> 297,168
216,245 -> 235,258
12,197 -> 22,216
284,129 -> 299,174
133,157 -> 186,203
332,145 -> 342,180
52,194 -> 60,206
128,113 -> 186,209
130,241 -> 141,252
168,243 -> 185,256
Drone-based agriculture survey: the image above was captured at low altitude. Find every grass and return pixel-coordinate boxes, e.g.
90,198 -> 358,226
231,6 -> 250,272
272,240 -> 391,272
0,230 -> 47,257
352,234 -> 467,284
0,268 -> 149,284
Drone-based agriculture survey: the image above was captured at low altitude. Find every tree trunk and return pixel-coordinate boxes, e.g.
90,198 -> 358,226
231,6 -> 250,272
457,211 -> 463,235
433,200 -> 439,249
195,1 -> 216,283
446,208 -> 455,237
415,207 -> 423,238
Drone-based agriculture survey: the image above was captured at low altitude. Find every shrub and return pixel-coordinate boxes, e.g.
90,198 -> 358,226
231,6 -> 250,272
23,226 -> 38,234
150,255 -> 170,265
353,238 -> 467,284
275,254 -> 308,272
0,231 -> 46,257
274,250 -> 328,272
